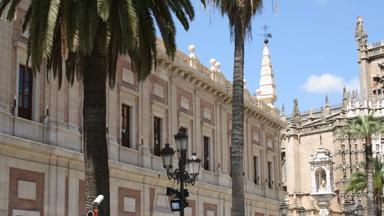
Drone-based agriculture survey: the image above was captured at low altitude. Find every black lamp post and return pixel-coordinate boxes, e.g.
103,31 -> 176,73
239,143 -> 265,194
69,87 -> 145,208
343,199 -> 364,216
355,200 -> 364,216
279,200 -> 288,216
161,128 -> 201,216
344,199 -> 353,216
298,207 -> 305,216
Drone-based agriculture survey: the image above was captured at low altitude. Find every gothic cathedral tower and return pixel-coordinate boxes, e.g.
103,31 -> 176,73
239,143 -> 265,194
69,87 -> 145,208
356,16 -> 384,101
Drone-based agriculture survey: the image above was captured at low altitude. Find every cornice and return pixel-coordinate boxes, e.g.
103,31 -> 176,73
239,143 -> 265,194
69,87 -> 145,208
156,45 -> 286,130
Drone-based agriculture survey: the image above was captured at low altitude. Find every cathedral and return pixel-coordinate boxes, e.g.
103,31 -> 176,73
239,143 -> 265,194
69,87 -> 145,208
282,16 -> 384,215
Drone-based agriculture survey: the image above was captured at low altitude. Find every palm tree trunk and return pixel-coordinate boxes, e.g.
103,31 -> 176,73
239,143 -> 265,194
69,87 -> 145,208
366,136 -> 375,216
83,47 -> 110,216
231,22 -> 245,216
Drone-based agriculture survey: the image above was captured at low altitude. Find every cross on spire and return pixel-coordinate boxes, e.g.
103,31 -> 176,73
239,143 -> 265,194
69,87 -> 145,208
259,25 -> 272,44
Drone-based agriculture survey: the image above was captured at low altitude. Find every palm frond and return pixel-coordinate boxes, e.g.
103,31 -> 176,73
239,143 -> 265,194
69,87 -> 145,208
345,171 -> 367,194
5,0 -> 20,21
44,0 -> 61,57
62,0 -> 78,52
21,1 -> 34,32
343,115 -> 384,139
97,0 -> 110,21
150,1 -> 176,58
77,0 -> 99,55
207,0 -> 263,40
129,0 -> 156,81
0,0 -> 12,17
346,158 -> 384,197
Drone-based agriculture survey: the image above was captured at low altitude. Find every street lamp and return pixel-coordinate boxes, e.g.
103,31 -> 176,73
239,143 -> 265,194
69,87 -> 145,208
174,128 -> 188,152
161,127 -> 201,216
298,207 -> 305,216
355,200 -> 364,216
279,199 -> 288,216
161,144 -> 174,170
188,153 -> 201,178
344,200 -> 353,215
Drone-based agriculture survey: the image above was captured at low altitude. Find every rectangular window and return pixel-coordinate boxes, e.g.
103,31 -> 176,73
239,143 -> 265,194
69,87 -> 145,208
121,104 -> 131,148
18,65 -> 33,120
254,156 -> 259,185
153,116 -> 162,156
268,161 -> 273,189
204,136 -> 210,171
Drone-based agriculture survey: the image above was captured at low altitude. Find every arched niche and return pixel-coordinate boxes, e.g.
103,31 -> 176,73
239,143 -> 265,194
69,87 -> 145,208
315,167 -> 327,192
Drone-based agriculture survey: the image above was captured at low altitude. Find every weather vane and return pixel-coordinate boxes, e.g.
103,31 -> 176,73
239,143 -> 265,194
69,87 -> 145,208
258,24 -> 272,44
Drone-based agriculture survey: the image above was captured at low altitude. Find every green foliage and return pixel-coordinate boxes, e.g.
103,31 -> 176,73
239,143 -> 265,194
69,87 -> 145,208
343,115 -> 384,139
0,0 -> 198,87
205,0 -> 263,39
346,158 -> 384,196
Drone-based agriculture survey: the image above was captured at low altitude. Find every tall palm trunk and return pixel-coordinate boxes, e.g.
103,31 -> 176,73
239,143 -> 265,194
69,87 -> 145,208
365,136 -> 375,216
83,47 -> 110,216
231,22 -> 245,216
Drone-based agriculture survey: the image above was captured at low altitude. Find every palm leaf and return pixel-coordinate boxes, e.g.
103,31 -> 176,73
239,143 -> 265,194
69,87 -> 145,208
5,0 -> 20,21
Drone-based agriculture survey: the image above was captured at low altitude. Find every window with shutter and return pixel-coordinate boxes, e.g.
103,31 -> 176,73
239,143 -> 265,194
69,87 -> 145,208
204,136 -> 210,171
18,65 -> 33,120
153,116 -> 162,156
121,104 -> 131,148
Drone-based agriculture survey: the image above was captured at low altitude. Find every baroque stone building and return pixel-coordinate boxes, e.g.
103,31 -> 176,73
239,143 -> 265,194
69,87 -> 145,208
0,2 -> 285,215
282,16 -> 384,215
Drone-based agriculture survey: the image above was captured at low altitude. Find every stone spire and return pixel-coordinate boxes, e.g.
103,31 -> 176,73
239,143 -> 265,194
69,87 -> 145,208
292,97 -> 301,126
341,86 -> 348,113
325,95 -> 330,106
257,39 -> 277,107
355,16 -> 369,98
323,95 -> 331,117
355,16 -> 368,52
281,104 -> 285,115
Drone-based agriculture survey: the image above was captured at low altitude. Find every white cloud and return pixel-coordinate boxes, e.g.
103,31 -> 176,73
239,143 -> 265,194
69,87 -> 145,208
345,77 -> 360,91
301,73 -> 359,93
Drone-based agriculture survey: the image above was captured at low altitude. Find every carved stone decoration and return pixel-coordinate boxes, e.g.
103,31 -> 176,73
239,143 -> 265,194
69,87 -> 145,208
188,44 -> 197,69
310,147 -> 336,216
319,208 -> 329,216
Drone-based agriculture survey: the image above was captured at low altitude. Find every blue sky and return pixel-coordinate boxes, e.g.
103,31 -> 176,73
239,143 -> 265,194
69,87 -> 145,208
172,0 -> 384,114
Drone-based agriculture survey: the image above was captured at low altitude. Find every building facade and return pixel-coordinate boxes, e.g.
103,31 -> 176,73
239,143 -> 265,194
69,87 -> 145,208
0,2 -> 286,215
282,16 -> 384,215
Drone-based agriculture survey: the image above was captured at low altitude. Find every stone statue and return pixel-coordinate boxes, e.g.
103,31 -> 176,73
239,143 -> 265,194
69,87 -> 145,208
188,45 -> 197,69
319,177 -> 327,192
320,177 -> 326,189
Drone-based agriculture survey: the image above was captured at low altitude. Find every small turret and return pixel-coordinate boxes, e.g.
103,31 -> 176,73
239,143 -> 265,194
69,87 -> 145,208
323,95 -> 331,116
355,16 -> 369,98
292,97 -> 301,126
355,16 -> 368,53
281,104 -> 285,116
341,86 -> 348,113
257,39 -> 277,107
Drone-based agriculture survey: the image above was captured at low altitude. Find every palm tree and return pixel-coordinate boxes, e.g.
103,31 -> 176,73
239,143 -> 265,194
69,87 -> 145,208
206,1 -> 263,215
345,158 -> 384,215
0,1 -> 197,215
344,115 -> 384,215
